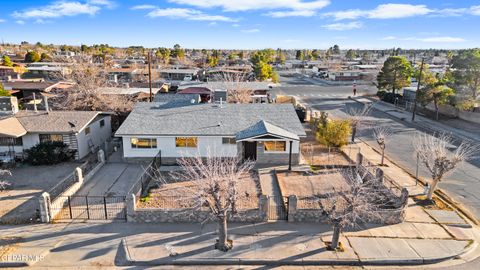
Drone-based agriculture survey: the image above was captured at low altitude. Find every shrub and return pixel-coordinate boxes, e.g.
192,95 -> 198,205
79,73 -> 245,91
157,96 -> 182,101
380,92 -> 403,104
25,141 -> 76,165
376,90 -> 387,99
316,119 -> 351,147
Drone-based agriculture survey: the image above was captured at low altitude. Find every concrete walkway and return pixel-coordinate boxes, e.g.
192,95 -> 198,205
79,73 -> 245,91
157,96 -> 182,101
259,169 -> 285,220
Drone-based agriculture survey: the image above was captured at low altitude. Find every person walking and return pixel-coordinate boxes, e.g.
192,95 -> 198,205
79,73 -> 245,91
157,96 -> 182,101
353,82 -> 357,96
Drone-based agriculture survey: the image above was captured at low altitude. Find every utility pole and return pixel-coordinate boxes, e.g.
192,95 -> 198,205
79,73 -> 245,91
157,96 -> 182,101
412,58 -> 425,122
148,50 -> 153,102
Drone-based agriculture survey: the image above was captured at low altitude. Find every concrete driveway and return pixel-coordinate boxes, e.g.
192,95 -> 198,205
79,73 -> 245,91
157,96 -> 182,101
75,162 -> 145,197
0,162 -> 79,224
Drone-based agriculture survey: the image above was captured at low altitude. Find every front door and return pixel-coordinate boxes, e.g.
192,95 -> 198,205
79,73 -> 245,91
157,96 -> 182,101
244,141 -> 257,161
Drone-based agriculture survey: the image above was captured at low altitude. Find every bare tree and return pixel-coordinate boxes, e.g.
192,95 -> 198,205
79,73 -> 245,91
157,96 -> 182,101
321,168 -> 386,250
50,57 -> 133,126
413,133 -> 478,200
346,104 -> 372,143
0,169 -> 12,191
373,126 -> 392,166
159,153 -> 255,251
216,72 -> 253,104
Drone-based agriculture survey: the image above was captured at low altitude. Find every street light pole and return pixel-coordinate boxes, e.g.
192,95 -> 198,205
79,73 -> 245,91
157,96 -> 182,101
412,58 -> 425,122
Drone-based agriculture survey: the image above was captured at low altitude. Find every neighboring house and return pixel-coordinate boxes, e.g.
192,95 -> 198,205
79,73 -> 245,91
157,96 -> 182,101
0,110 -> 112,161
328,71 -> 361,81
3,81 -> 74,109
25,62 -> 72,78
159,68 -> 200,81
115,103 -> 306,166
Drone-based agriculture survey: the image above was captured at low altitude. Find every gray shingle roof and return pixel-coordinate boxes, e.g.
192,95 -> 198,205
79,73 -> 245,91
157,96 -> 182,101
15,111 -> 101,133
115,103 -> 306,137
236,120 -> 300,141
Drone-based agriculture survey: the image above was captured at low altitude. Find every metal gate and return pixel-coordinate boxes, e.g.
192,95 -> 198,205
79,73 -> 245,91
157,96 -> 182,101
267,196 -> 288,221
50,196 -> 126,221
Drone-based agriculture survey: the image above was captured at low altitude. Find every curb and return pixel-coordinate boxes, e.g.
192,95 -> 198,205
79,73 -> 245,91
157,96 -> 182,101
122,253 -> 471,267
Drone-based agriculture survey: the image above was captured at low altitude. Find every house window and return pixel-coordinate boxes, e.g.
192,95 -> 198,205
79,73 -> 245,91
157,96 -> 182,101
39,134 -> 63,143
222,138 -> 236,145
175,137 -> 198,148
131,138 -> 157,149
100,119 -> 105,127
0,137 -> 22,146
264,141 -> 286,152
85,127 -> 91,135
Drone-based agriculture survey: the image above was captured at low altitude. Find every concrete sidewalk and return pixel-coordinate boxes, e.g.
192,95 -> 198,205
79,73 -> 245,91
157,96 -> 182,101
0,220 -> 478,268
123,221 -> 476,267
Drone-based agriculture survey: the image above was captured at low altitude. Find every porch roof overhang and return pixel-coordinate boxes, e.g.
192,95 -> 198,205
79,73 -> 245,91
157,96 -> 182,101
0,117 -> 27,138
235,120 -> 299,142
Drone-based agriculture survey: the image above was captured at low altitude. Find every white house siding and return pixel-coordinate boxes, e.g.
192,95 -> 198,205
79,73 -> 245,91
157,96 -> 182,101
76,116 -> 112,160
122,136 -> 238,161
22,133 -> 40,149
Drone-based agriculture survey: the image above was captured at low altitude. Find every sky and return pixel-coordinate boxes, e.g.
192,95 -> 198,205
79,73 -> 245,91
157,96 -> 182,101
0,0 -> 480,49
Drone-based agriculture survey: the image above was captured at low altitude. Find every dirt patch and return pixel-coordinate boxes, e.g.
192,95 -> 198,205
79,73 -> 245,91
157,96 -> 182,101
138,171 -> 261,210
277,170 -> 350,198
301,124 -> 352,166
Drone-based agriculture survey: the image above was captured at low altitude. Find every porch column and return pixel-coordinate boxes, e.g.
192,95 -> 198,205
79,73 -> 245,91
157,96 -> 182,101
288,140 -> 293,171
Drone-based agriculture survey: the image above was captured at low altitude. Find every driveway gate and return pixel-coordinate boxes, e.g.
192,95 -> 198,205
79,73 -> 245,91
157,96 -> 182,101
50,196 -> 126,221
267,196 -> 288,221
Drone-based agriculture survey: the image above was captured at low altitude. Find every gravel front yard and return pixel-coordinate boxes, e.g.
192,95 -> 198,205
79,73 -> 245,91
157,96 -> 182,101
138,171 -> 262,210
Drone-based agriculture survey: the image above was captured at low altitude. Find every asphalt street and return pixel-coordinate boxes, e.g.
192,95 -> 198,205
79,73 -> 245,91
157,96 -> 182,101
274,75 -> 480,222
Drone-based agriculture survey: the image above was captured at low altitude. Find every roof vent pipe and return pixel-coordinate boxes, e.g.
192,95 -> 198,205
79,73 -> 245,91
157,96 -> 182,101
44,95 -> 50,112
33,93 -> 37,112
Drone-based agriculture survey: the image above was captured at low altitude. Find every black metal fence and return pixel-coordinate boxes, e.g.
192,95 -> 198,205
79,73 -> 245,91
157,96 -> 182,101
50,195 -> 126,221
267,196 -> 288,220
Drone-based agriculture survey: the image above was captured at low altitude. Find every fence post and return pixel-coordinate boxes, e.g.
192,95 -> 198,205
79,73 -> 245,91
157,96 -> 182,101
67,196 -> 73,219
103,197 -> 108,220
85,196 -> 90,219
74,167 -> 84,184
287,195 -> 297,223
126,194 -> 136,222
97,149 -> 105,163
38,192 -> 52,223
356,153 -> 363,168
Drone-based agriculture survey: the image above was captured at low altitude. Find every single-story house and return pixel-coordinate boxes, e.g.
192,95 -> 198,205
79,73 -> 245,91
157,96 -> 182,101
0,110 -> 112,161
115,103 -> 306,166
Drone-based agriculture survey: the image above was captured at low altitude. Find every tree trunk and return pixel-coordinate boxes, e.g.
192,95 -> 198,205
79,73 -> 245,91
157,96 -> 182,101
351,125 -> 357,143
426,178 -> 440,201
331,224 -> 342,250
381,149 -> 385,166
215,216 -> 232,252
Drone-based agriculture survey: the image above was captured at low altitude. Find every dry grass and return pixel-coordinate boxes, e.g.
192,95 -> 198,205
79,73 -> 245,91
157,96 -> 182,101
275,95 -> 295,104
138,171 -> 261,209
413,195 -> 453,211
